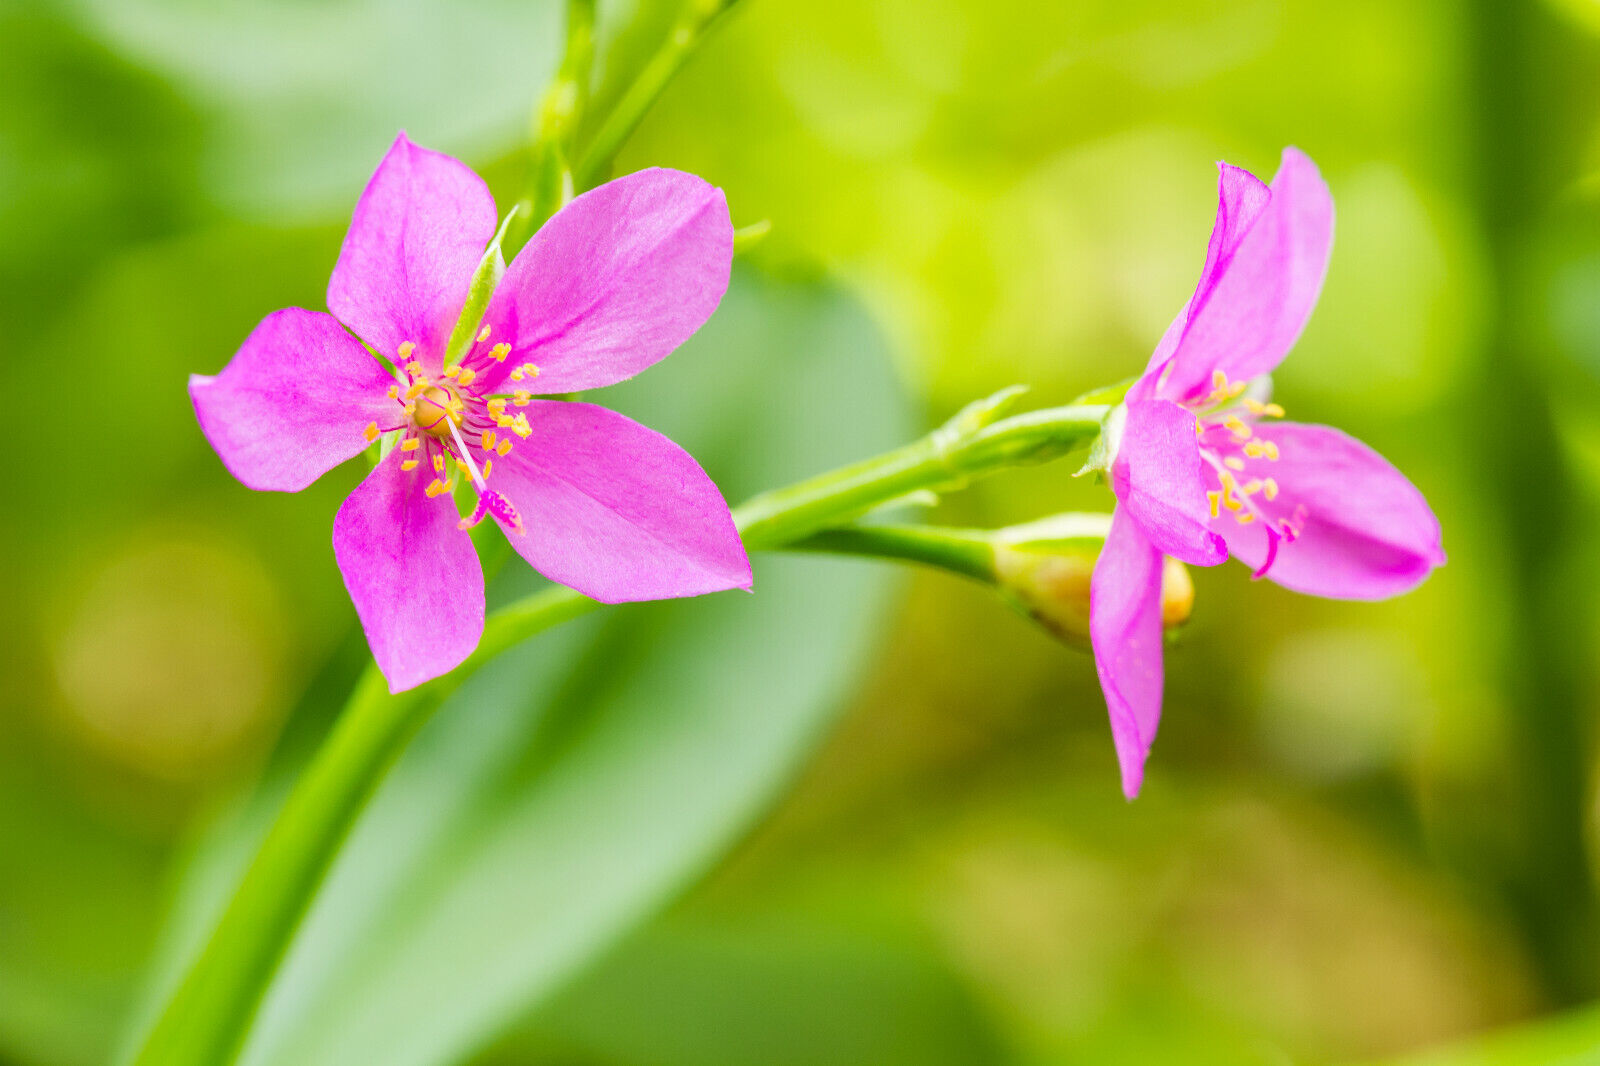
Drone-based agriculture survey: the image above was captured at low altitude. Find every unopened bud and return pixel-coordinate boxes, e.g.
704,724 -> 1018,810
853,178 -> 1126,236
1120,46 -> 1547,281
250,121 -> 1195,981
996,543 -> 1192,649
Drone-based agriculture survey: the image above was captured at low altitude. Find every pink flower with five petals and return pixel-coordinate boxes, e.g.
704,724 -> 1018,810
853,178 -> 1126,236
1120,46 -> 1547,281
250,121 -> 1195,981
1090,147 -> 1445,797
192,134 -> 751,692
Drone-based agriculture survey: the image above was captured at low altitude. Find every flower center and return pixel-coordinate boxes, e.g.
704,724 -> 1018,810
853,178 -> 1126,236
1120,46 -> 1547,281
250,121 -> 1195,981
412,384 -> 462,438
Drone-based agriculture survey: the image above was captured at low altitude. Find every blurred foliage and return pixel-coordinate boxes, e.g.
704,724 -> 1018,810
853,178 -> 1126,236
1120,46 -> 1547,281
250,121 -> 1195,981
3,0 -> 1600,1064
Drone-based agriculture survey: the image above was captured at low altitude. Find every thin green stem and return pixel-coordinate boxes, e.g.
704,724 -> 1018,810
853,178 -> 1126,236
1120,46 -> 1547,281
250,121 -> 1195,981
125,400 -> 1107,1066
788,524 -> 998,583
505,0 -> 598,250
574,0 -> 742,187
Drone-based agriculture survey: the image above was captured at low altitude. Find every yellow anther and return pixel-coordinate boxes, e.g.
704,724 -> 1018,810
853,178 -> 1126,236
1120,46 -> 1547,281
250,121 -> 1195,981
477,325 -> 491,343
1260,440 -> 1279,460
1243,479 -> 1263,495
363,422 -> 380,443
496,414 -> 514,429
404,378 -> 432,401
443,365 -> 461,380
481,431 -> 496,450
1223,415 -> 1252,439
404,361 -> 422,377
401,458 -> 419,471
387,384 -> 400,399
1263,477 -> 1279,501
1236,512 -> 1256,524
513,390 -> 531,406
398,341 -> 416,360
1207,490 -> 1221,519
509,367 -> 524,382
490,343 -> 511,362
1218,473 -> 1243,512
425,478 -> 447,497
482,458 -> 493,479
432,454 -> 445,473
511,413 -> 532,439
402,404 -> 417,419
456,367 -> 476,386
1245,440 -> 1279,460
496,439 -> 512,456
400,437 -> 420,452
1243,398 -> 1286,417
1212,369 -> 1228,391
487,397 -> 507,414
1224,456 -> 1245,471
520,363 -> 540,379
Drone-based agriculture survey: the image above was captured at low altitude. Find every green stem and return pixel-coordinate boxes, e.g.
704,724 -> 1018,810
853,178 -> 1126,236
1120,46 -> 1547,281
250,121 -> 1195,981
125,400 -> 1106,1066
788,524 -> 998,583
505,0 -> 597,251
573,0 -> 742,187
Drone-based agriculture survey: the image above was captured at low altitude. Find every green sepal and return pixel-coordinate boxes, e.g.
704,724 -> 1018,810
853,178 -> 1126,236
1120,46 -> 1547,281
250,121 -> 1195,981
1074,401 -> 1127,478
443,206 -> 520,367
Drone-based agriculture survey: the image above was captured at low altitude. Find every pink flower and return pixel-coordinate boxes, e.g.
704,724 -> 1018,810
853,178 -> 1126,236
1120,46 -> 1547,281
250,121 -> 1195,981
192,134 -> 751,692
1090,147 -> 1445,797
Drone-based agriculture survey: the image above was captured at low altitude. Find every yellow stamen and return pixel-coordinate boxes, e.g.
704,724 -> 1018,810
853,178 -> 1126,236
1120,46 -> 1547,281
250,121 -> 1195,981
362,422 -> 380,443
513,390 -> 531,406
1263,477 -> 1279,501
425,478 -> 446,497
387,384 -> 400,399
398,341 -> 416,361
496,439 -> 512,456
400,437 -> 420,452
401,458 -> 419,471
1223,415 -> 1252,439
456,367 -> 476,386
477,325 -> 491,343
443,365 -> 461,380
511,413 -> 532,438
1236,512 -> 1255,524
432,454 -> 445,474
482,458 -> 493,479
490,343 -> 511,363
1224,456 -> 1245,471
1207,490 -> 1221,519
481,431 -> 496,450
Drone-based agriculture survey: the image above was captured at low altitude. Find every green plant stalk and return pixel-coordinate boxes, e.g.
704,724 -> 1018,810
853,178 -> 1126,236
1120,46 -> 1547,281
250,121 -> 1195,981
124,401 -> 1106,1066
505,0 -> 597,251
574,0 -> 743,187
786,524 -> 997,583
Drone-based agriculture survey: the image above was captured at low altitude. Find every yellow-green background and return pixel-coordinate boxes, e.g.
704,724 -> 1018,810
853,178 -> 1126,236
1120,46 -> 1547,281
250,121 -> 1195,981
4,0 -> 1600,1063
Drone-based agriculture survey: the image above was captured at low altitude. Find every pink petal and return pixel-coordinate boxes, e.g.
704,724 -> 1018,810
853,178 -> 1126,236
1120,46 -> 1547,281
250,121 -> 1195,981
473,168 -> 732,395
327,133 -> 498,370
333,449 -> 485,693
1134,163 -> 1270,396
1208,421 -> 1444,599
481,401 -> 749,602
1090,507 -> 1167,799
1150,148 -> 1334,404
190,308 -> 396,492
1113,400 -> 1228,566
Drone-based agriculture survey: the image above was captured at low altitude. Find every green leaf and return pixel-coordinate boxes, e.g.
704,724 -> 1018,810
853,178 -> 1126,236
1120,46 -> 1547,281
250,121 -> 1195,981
130,267 -> 911,1066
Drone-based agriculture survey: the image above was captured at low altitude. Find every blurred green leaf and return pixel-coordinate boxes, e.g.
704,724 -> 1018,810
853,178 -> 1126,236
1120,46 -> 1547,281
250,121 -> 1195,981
1367,1004 -> 1600,1066
125,267 -> 912,1066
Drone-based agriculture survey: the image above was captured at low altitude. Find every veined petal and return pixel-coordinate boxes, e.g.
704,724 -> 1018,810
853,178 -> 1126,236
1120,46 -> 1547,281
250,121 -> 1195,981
473,168 -> 732,395
1113,400 -> 1228,566
1208,421 -> 1444,599
1152,148 -> 1334,404
327,133 -> 498,371
333,449 -> 485,692
191,308 -> 395,492
1134,162 -> 1270,397
482,401 -> 749,602
1090,506 -> 1167,799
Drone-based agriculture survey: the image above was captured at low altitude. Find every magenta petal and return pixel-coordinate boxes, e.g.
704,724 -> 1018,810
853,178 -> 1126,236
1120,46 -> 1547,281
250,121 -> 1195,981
327,133 -> 498,369
1135,162 -> 1271,396
190,308 -> 395,492
1090,507 -> 1166,799
484,401 -> 750,602
1211,422 -> 1445,599
333,449 -> 485,692
1113,400 -> 1228,566
474,168 -> 733,394
1155,148 -> 1334,403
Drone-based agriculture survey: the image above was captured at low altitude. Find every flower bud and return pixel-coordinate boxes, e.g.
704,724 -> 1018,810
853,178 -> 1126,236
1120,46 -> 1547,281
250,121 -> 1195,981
995,542 -> 1192,649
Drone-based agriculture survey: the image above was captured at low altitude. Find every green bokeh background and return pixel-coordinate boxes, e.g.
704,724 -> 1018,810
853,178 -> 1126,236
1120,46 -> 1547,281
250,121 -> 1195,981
4,0 -> 1600,1063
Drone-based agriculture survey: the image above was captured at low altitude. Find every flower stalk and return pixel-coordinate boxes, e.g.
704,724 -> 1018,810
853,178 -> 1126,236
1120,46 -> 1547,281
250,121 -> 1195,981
125,397 -> 1107,1066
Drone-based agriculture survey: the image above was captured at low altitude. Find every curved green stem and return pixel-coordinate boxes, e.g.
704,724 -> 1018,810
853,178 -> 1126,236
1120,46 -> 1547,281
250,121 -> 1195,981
125,400 -> 1106,1066
788,524 -> 998,583
574,0 -> 743,187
